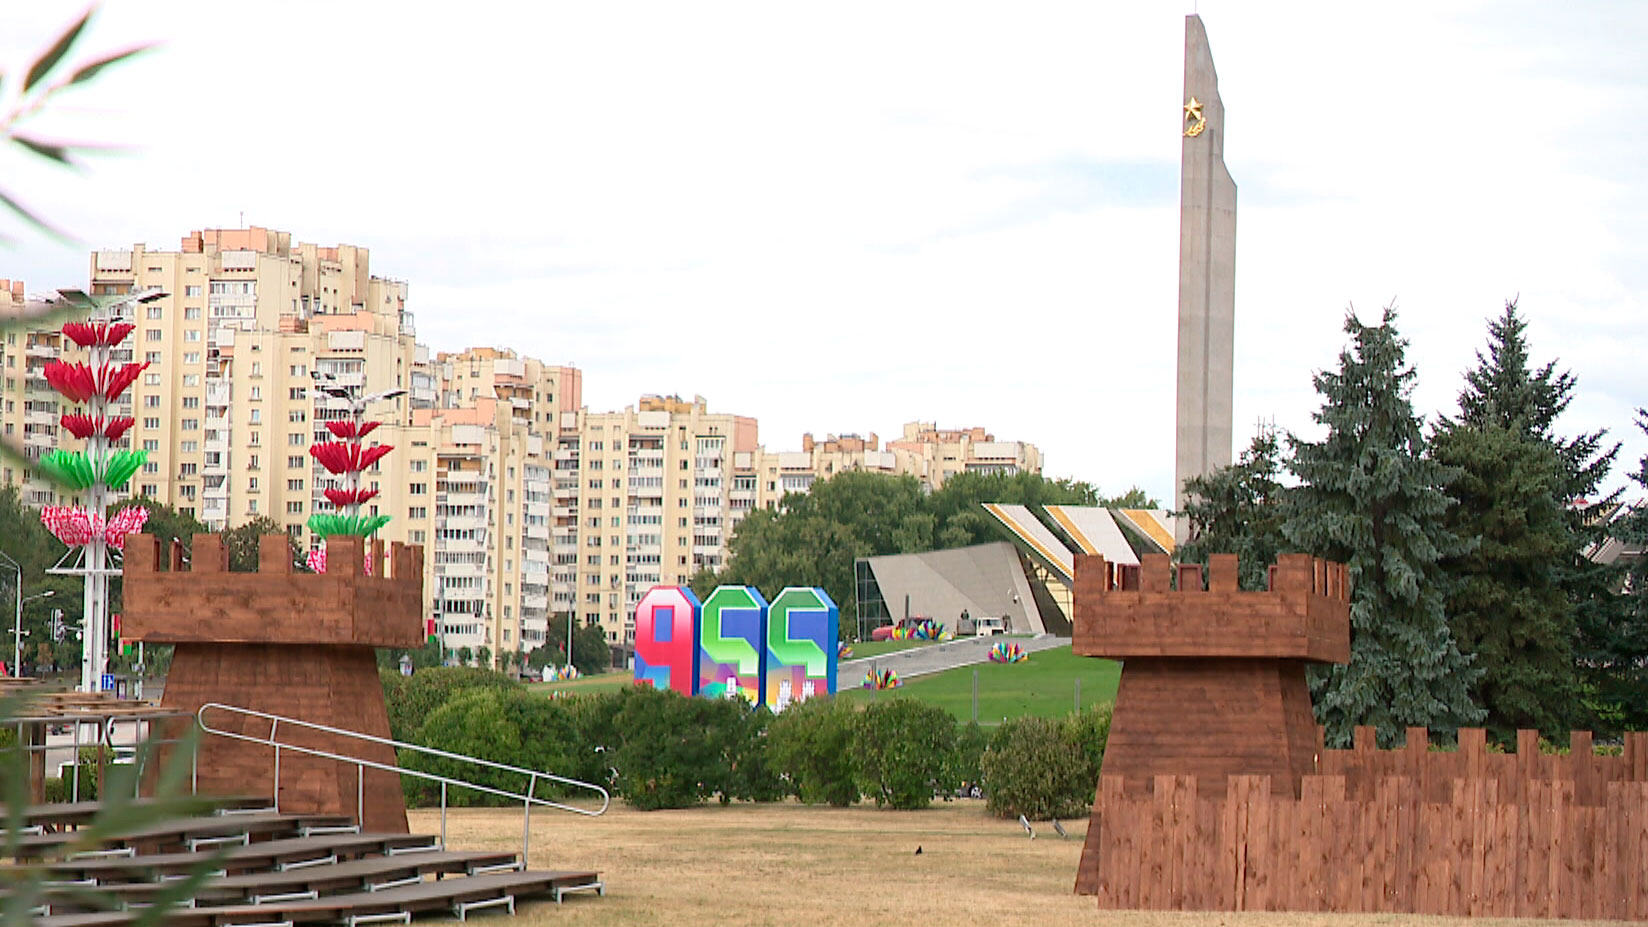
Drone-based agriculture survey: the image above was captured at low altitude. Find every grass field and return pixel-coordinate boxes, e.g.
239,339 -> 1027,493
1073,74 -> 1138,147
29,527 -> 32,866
523,671 -> 633,697
839,645 -> 1120,723
421,802 -> 1564,927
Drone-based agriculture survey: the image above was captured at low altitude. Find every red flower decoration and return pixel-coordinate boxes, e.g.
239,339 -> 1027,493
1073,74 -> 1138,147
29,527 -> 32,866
41,506 -> 98,546
309,442 -> 394,475
324,488 -> 379,508
325,420 -> 381,440
43,361 -> 148,404
60,414 -> 136,441
61,321 -> 136,347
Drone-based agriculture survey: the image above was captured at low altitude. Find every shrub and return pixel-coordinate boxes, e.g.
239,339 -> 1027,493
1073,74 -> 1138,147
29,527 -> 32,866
608,685 -> 738,810
851,698 -> 958,809
950,721 -> 990,793
383,665 -> 516,743
401,689 -> 525,807
980,715 -> 1091,820
768,696 -> 860,806
1065,701 -> 1113,786
719,705 -> 786,804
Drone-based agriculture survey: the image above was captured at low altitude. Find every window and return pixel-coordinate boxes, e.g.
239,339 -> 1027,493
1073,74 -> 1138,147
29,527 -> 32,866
184,352 -> 200,364
180,440 -> 197,453
249,409 -> 261,424
287,479 -> 304,491
143,372 -> 160,386
145,351 -> 162,364
182,374 -> 199,386
409,482 -> 427,495
289,387 -> 305,400
286,501 -> 304,514
250,362 -> 262,376
182,396 -> 199,409
144,395 -> 160,408
409,530 -> 426,544
143,416 -> 160,430
248,477 -> 259,491
249,454 -> 260,469
287,409 -> 305,423
145,306 -> 162,320
142,462 -> 158,474
287,455 -> 304,468
142,439 -> 158,451
141,484 -> 157,496
408,506 -> 426,519
179,463 -> 196,476
289,364 -> 306,377
184,329 -> 201,342
185,285 -> 201,297
184,307 -> 200,320
247,499 -> 258,513
145,329 -> 162,341
288,432 -> 304,446
250,386 -> 261,401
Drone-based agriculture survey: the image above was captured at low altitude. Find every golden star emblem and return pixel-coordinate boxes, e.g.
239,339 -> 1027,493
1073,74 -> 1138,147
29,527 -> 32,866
1183,96 -> 1206,138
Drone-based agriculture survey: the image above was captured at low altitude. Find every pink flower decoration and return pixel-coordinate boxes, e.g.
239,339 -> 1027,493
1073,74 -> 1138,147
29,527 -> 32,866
324,487 -> 379,508
104,506 -> 149,550
43,361 -> 149,404
41,506 -> 98,546
60,413 -> 136,442
309,442 -> 394,475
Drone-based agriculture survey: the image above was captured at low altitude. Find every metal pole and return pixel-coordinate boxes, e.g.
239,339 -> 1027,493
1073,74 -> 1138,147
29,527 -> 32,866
1074,677 -> 1081,714
12,566 -> 19,677
972,669 -> 979,723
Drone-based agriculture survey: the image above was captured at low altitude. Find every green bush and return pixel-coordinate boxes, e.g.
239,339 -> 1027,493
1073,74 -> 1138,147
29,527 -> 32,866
950,721 -> 990,793
383,665 -> 517,743
851,698 -> 958,809
768,696 -> 860,806
719,704 -> 786,805
1065,701 -> 1113,784
607,686 -> 766,810
980,715 -> 1092,820
401,689 -> 524,807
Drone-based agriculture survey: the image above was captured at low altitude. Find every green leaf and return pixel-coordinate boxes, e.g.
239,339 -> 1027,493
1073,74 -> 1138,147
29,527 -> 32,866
24,8 -> 94,92
66,43 -> 155,87
10,134 -> 76,167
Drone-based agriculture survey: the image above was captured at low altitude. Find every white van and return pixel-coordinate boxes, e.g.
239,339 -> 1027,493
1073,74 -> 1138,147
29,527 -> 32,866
974,616 -> 1006,636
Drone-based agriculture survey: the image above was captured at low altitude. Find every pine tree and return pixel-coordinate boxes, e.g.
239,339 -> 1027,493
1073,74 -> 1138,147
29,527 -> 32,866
1177,426 -> 1288,590
1284,308 -> 1483,746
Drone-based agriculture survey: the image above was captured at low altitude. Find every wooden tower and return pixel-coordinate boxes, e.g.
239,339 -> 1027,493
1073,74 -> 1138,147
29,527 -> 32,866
123,533 -> 424,833
1074,552 -> 1349,800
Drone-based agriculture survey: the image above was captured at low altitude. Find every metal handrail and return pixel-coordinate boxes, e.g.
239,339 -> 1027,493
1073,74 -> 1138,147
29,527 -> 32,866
196,702 -> 608,861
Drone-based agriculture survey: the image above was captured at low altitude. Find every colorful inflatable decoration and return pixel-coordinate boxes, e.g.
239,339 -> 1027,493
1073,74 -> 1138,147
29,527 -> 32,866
634,584 -> 838,708
698,585 -> 767,703
305,407 -> 394,550
863,668 -> 901,690
838,642 -> 854,659
887,618 -> 953,642
765,586 -> 838,710
988,641 -> 1028,663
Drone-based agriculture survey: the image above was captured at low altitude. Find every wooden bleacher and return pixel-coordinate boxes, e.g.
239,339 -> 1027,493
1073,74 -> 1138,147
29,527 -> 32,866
3,796 -> 604,923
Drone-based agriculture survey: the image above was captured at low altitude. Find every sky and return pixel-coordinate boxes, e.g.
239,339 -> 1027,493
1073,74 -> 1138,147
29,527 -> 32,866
3,1 -> 1644,504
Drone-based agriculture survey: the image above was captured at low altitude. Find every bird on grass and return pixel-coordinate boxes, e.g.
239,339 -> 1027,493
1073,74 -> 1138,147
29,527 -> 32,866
914,846 -> 923,855
1019,814 -> 1035,839
1052,819 -> 1069,839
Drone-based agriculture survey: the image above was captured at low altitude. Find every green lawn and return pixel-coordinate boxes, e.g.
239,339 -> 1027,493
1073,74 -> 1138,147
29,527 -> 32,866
839,645 -> 1119,724
524,671 -> 634,697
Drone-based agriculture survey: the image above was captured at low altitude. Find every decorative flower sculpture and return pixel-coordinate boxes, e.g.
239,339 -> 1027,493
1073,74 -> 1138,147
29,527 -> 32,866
306,400 -> 396,569
863,669 -> 902,690
987,642 -> 1027,664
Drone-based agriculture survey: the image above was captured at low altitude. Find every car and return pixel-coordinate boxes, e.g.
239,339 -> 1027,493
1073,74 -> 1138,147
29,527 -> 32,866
974,616 -> 1006,636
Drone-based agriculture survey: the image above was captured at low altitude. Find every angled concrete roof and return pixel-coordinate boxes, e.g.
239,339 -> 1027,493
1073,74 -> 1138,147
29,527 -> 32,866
860,541 -> 1045,634
1045,505 -> 1140,566
981,503 -> 1075,585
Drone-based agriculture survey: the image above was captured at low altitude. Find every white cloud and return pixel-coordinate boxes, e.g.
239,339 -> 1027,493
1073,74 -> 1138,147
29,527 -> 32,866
3,0 -> 1643,501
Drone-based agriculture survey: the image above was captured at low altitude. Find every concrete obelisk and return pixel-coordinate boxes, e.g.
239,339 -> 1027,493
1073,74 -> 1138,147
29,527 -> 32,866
1172,14 -> 1236,544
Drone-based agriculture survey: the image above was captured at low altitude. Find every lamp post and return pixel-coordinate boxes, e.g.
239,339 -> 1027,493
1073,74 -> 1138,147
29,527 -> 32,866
16,589 -> 56,677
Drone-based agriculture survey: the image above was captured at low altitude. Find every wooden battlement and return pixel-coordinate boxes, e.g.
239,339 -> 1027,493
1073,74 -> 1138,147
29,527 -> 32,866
1073,553 -> 1350,662
122,533 -> 424,648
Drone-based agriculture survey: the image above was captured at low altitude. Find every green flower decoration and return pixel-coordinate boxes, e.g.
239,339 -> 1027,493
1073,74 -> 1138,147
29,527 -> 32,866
37,449 -> 147,491
306,513 -> 393,538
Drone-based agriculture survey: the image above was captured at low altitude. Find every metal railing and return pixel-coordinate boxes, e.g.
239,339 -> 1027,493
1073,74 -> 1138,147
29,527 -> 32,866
196,703 -> 608,861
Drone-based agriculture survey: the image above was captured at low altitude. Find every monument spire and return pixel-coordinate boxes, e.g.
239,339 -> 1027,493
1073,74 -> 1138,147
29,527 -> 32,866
1173,13 -> 1236,543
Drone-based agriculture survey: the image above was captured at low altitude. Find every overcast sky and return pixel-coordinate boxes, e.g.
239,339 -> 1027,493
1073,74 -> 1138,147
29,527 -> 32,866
3,1 -> 1644,503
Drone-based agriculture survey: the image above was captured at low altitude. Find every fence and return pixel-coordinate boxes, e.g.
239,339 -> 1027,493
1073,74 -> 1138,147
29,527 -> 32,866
1081,729 -> 1648,920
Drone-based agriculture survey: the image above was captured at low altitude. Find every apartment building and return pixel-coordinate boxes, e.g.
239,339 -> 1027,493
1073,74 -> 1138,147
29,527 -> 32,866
551,395 -> 759,649
884,422 -> 1042,487
418,348 -> 581,661
0,279 -> 74,508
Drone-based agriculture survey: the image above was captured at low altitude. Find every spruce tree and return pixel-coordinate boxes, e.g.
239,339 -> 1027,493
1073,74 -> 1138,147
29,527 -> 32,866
1284,308 -> 1483,746
1431,421 -> 1574,741
1177,426 -> 1288,590
1581,412 -> 1648,730
1446,301 -> 1623,733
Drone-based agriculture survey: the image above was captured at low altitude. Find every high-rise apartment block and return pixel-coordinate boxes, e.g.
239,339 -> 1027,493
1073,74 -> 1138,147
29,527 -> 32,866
3,226 -> 1042,667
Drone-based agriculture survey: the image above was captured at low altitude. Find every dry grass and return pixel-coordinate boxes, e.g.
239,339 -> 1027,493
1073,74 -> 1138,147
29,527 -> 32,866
412,803 -> 1588,927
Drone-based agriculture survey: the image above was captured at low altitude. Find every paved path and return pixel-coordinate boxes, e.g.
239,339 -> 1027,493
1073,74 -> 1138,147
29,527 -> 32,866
841,634 -> 1069,682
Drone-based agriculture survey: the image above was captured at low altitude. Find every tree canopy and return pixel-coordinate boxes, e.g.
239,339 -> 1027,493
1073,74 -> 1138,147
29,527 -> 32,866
1176,427 -> 1289,591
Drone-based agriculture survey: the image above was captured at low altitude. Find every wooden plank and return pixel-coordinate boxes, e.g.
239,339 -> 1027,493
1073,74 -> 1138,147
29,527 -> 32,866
1245,777 -> 1272,911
